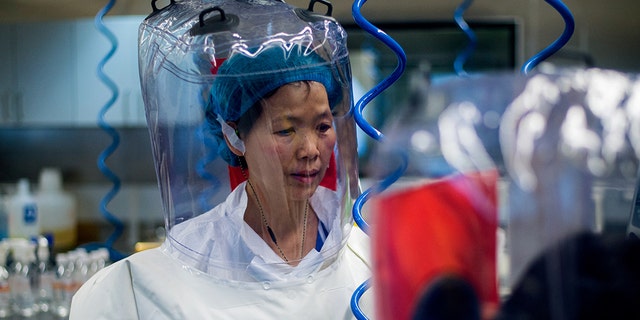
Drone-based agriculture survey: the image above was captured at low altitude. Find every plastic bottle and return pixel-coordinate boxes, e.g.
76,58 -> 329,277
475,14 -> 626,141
8,240 -> 37,317
8,179 -> 39,240
35,168 -> 77,251
71,249 -> 90,286
53,251 -> 77,318
88,248 -> 110,278
51,253 -> 68,318
0,241 -> 11,318
35,237 -> 54,313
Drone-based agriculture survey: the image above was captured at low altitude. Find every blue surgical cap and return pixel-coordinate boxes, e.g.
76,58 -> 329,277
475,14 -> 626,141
207,44 -> 344,166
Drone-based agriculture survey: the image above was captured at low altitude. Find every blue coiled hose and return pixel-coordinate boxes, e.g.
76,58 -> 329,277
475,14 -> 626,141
94,0 -> 126,261
351,0 -> 406,143
351,278 -> 370,319
350,0 -> 408,318
521,0 -> 574,74
453,0 -> 477,76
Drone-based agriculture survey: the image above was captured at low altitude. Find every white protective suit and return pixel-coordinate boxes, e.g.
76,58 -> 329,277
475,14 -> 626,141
70,183 -> 373,319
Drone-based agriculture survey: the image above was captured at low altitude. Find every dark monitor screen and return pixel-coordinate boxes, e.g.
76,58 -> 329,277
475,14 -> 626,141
345,20 -> 519,76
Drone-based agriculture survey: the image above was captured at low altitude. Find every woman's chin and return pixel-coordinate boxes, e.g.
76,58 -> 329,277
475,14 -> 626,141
287,181 -> 319,200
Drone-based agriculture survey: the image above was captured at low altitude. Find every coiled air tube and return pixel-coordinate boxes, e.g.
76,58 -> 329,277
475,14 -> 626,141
351,0 -> 407,229
94,0 -> 126,261
521,0 -> 574,74
453,0 -> 477,76
350,0 -> 408,318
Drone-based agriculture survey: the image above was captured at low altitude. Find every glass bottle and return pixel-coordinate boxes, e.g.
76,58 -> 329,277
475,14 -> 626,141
35,237 -> 54,313
9,240 -> 37,317
0,241 -> 11,318
52,252 -> 74,319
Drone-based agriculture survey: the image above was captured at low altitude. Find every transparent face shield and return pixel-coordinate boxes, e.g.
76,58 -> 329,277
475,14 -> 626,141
138,0 -> 357,283
368,68 -> 640,319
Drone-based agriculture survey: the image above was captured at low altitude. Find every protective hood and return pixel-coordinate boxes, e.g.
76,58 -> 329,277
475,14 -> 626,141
138,0 -> 358,284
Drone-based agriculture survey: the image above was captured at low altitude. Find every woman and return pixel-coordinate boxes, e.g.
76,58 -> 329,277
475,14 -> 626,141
213,80 -> 337,266
237,80 -> 336,264
167,45 -> 357,279
70,44 -> 372,319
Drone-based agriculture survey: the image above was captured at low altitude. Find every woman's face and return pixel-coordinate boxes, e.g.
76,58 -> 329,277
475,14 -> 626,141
243,81 -> 337,200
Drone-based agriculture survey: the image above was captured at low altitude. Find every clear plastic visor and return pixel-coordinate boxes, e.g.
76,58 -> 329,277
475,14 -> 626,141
138,1 -> 357,284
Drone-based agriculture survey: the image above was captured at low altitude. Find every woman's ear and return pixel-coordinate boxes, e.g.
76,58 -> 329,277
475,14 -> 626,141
223,121 -> 246,156
216,115 -> 246,155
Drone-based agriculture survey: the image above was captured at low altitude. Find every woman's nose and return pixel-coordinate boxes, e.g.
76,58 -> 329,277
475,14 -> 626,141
297,133 -> 320,160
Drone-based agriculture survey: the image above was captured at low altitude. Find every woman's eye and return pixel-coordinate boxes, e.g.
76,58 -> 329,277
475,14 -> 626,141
275,128 -> 294,136
318,123 -> 332,133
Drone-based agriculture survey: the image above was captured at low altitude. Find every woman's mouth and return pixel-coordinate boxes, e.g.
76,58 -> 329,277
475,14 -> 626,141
291,170 -> 319,184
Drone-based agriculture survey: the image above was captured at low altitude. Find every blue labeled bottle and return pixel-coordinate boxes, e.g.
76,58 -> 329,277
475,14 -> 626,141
8,179 -> 39,240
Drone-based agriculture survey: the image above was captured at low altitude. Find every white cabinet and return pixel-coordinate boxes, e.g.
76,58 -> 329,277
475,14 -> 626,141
0,16 -> 146,127
15,21 -> 77,125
